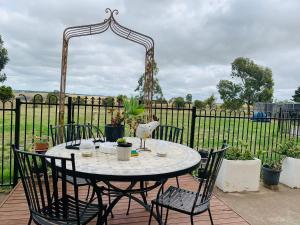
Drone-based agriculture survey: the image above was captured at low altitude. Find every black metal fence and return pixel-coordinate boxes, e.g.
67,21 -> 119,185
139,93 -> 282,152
0,94 -> 299,187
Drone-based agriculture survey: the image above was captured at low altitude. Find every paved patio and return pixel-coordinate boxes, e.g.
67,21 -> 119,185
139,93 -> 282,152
0,175 -> 249,225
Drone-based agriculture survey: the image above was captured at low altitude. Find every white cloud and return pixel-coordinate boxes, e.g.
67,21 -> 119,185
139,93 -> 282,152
1,0 -> 299,100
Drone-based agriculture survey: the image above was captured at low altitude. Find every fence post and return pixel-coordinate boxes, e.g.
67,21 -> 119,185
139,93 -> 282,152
67,96 -> 73,124
190,106 -> 196,149
13,97 -> 21,187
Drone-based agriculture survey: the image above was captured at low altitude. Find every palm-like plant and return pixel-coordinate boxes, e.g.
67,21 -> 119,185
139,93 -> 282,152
123,97 -> 145,135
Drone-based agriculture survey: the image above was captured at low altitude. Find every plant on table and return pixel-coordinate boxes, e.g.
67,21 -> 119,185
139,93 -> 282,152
105,97 -> 145,141
123,97 -> 145,135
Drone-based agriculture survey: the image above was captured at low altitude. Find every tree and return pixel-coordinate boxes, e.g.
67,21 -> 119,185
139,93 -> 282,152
185,94 -> 192,103
116,94 -> 127,105
292,86 -> 300,102
102,96 -> 114,107
0,35 -> 13,102
217,80 -> 244,110
194,100 -> 206,109
205,94 -> 216,110
0,86 -> 14,102
218,57 -> 274,114
0,35 -> 9,82
173,97 -> 185,108
135,61 -> 164,101
45,90 -> 59,104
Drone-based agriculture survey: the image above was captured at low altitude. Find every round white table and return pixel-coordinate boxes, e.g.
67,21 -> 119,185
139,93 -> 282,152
46,137 -> 201,181
46,137 -> 201,225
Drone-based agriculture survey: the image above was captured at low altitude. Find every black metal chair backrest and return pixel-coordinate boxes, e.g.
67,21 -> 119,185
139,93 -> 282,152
192,145 -> 227,213
50,124 -> 104,146
153,125 -> 183,144
13,148 -> 80,223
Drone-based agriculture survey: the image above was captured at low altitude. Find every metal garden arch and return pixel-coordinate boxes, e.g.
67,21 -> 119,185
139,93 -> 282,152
58,8 -> 155,126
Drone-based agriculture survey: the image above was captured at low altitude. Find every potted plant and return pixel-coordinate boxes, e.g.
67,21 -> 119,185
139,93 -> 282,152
262,156 -> 282,188
105,97 -> 145,141
216,141 -> 261,192
277,139 -> 300,188
123,97 -> 145,136
116,138 -> 132,161
105,111 -> 125,142
34,136 -> 49,153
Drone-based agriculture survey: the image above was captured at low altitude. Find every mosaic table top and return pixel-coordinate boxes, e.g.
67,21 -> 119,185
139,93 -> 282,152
46,137 -> 201,180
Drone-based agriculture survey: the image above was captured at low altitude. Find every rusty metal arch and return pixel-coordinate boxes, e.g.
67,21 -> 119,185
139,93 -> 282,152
58,8 -> 154,126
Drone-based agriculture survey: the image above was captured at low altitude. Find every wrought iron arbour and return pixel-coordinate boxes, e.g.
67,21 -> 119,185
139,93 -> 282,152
58,8 -> 155,126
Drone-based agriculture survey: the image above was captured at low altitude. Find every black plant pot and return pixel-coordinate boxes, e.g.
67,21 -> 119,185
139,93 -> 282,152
105,124 -> 124,142
262,165 -> 281,186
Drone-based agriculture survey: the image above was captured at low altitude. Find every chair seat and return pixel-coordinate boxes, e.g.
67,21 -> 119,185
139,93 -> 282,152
65,175 -> 90,186
152,186 -> 209,215
32,195 -> 106,225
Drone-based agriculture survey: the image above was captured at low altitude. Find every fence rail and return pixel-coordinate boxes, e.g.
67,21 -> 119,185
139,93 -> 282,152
0,94 -> 299,187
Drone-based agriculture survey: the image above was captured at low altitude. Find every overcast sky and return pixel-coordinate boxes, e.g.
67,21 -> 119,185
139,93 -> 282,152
1,0 -> 299,101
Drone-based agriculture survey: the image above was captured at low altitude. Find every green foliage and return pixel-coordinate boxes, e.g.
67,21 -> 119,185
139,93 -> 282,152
0,85 -> 14,102
277,139 -> 300,159
217,80 -> 244,110
205,94 -> 216,110
218,57 -> 274,113
123,97 -> 145,134
45,91 -> 59,104
225,140 -> 254,160
264,157 -> 282,171
292,86 -> 300,102
0,35 -> 13,102
102,96 -> 115,107
116,94 -> 127,105
194,99 -> 206,109
0,35 -> 9,82
185,94 -> 192,103
123,97 -> 144,119
173,97 -> 185,108
135,61 -> 164,101
72,96 -> 85,105
110,111 -> 124,127
232,57 -> 274,113
117,138 -> 126,144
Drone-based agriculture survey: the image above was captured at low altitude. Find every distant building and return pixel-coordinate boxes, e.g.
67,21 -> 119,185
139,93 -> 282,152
254,102 -> 300,117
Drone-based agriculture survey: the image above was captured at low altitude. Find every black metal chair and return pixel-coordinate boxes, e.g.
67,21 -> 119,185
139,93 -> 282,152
148,145 -> 228,225
126,125 -> 184,215
153,125 -> 183,144
50,123 -> 105,147
50,124 -> 105,201
13,147 -> 107,225
153,125 -> 183,187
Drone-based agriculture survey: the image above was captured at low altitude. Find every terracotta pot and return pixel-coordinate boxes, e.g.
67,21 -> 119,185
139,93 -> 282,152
35,142 -> 49,151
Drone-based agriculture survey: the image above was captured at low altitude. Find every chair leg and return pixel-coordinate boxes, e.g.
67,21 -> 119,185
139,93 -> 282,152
108,188 -> 114,218
164,208 -> 169,225
148,202 -> 154,225
190,215 -> 194,225
28,216 -> 32,225
208,208 -> 214,225
176,176 -> 180,188
126,194 -> 132,215
85,185 -> 91,201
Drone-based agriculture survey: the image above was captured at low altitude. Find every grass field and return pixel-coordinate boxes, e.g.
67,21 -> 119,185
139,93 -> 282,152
0,102 -> 299,186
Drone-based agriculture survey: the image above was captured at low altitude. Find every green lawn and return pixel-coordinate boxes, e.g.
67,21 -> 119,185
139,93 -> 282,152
0,103 -> 299,186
